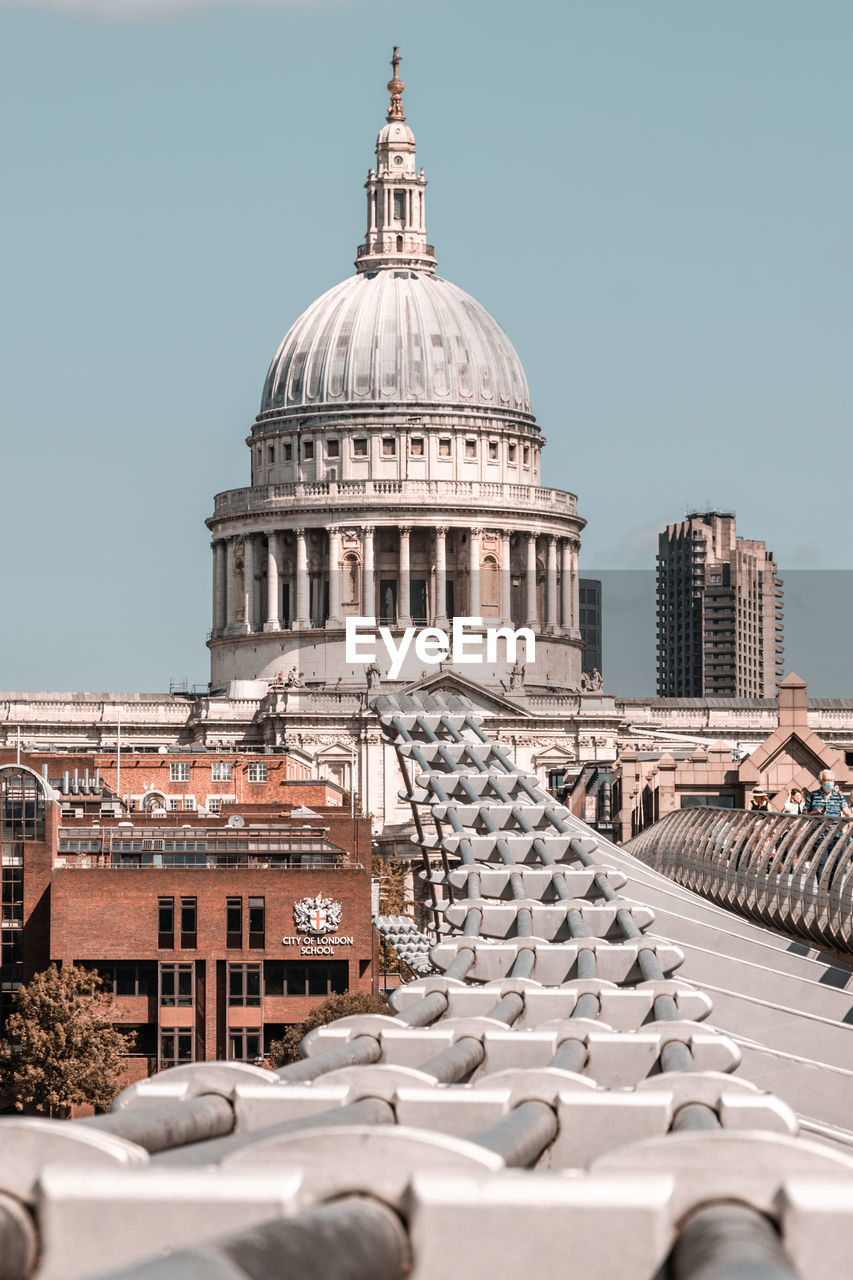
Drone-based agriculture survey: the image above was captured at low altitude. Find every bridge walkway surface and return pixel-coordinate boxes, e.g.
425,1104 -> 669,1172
1,692 -> 852,1279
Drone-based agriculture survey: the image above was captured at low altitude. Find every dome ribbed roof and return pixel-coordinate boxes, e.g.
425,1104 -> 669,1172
259,270 -> 532,418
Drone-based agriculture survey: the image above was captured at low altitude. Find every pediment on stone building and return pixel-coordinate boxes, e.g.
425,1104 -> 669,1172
740,729 -> 846,786
532,742 -> 576,766
395,670 -> 533,719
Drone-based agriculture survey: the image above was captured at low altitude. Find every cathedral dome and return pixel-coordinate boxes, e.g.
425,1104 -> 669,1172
259,269 -> 532,419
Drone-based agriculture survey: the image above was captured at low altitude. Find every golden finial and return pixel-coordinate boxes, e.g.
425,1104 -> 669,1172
387,46 -> 405,121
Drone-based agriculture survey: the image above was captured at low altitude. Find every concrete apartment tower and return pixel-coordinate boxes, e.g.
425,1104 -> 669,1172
656,511 -> 784,697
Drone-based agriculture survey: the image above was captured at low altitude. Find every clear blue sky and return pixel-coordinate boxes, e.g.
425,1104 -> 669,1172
1,0 -> 851,693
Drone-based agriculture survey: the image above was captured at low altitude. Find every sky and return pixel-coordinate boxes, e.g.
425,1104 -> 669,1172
1,0 -> 851,694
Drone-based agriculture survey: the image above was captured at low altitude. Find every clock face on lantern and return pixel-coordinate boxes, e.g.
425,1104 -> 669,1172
393,155 -> 404,165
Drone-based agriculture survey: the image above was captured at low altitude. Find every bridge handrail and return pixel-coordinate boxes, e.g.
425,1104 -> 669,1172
625,806 -> 853,952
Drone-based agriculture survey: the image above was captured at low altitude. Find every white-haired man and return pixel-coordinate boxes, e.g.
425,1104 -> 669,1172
803,770 -> 852,882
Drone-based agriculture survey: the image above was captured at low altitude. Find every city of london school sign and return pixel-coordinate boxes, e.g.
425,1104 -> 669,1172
283,893 -> 355,955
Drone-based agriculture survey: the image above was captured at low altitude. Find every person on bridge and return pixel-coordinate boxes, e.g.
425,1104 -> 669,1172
783,787 -> 805,814
803,771 -> 853,883
804,771 -> 852,820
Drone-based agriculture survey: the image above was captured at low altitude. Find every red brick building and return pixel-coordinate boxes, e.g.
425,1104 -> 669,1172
1,754 -> 374,1086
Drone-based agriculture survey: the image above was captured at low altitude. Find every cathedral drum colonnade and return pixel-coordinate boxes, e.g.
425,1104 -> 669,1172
207,51 -> 585,692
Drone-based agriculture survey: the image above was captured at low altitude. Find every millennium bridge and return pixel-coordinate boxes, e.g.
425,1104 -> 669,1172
2,692 -> 853,1280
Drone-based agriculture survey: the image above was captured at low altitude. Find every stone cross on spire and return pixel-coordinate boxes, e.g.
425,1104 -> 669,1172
387,46 -> 405,121
355,48 -> 436,275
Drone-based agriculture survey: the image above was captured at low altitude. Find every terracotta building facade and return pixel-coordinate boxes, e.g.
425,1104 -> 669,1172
0,758 -> 373,1086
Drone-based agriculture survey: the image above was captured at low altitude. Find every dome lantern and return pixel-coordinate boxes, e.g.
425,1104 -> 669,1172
356,48 -> 436,275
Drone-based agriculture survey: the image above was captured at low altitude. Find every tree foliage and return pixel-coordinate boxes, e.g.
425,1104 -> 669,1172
0,964 -> 133,1117
268,990 -> 390,1068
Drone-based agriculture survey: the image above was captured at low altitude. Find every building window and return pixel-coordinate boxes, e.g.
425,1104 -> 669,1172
228,963 -> 261,1006
248,762 -> 268,783
523,446 -> 530,466
303,441 -> 314,461
248,897 -> 265,948
410,438 -> 424,456
438,438 -> 451,457
283,442 -> 292,461
267,445 -> 274,465
170,763 -> 190,783
160,963 -> 193,1006
1,770 -> 45,841
184,796 -> 196,811
507,444 -> 517,464
226,897 -> 242,948
352,438 -> 368,458
180,898 -> 197,949
393,190 -> 406,221
327,440 -> 340,458
211,762 -> 232,783
85,960 -> 157,997
488,441 -> 499,460
167,798 -> 180,811
264,960 -> 348,997
465,440 -> 476,458
382,437 -> 396,456
1,867 -> 23,925
207,798 -> 221,814
229,1028 -> 262,1063
158,897 -> 174,949
160,1030 -> 193,1067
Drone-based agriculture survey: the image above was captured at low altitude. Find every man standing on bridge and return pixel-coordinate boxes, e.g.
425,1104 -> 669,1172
803,770 -> 853,882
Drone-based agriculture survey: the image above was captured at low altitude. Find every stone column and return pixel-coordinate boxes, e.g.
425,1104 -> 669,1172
525,533 -> 538,627
212,540 -> 226,636
294,528 -> 310,630
571,539 -> 580,632
468,527 -> 482,617
561,539 -> 572,632
397,526 -> 411,627
242,535 -> 255,633
546,536 -> 558,633
263,531 -> 280,631
500,531 -> 512,625
361,526 -> 375,619
224,537 -> 236,631
326,526 -> 342,628
434,526 -> 449,627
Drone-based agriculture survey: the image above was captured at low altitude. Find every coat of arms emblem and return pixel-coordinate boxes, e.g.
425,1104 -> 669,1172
293,893 -> 342,936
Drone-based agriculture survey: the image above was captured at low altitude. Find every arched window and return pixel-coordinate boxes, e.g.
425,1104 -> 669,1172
396,235 -> 403,252
343,553 -> 360,606
481,554 -> 499,617
1,767 -> 46,841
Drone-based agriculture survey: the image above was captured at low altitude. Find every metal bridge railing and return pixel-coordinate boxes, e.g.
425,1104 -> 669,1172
2,694 -> 853,1279
625,806 -> 853,952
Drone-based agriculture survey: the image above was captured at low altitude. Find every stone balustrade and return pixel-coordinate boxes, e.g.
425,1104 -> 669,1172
212,478 -> 579,518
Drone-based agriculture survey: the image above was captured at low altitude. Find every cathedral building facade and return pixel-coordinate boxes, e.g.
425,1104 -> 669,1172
207,51 -> 585,694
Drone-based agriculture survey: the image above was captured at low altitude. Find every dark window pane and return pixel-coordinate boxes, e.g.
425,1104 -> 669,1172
248,898 -> 264,932
226,899 -> 242,935
158,899 -> 174,933
180,899 -> 196,933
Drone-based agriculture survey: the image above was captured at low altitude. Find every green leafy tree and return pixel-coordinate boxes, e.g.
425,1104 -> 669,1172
0,964 -> 133,1117
268,991 -> 390,1068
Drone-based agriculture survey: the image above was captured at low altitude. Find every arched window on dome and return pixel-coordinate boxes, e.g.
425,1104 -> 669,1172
396,235 -> 403,252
